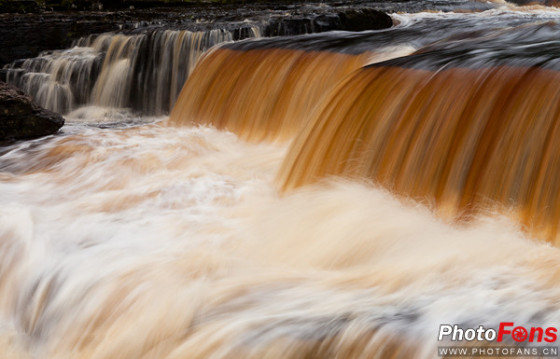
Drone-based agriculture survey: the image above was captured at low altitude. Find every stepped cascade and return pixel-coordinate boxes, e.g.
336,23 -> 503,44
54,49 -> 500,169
4,28 -> 259,114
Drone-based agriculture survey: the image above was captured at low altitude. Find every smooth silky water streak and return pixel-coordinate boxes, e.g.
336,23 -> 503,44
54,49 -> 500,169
3,46 -> 102,113
278,21 -> 560,245
168,35 -> 419,142
87,29 -> 252,115
3,27 -> 260,116
169,47 -> 374,141
168,9 -> 560,141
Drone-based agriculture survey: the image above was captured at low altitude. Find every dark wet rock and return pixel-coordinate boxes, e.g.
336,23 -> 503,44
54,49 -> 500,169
0,82 -> 64,140
0,0 -> 500,67
0,0 -> 40,13
0,12 -> 123,66
338,8 -> 393,31
0,5 -> 394,67
263,9 -> 392,37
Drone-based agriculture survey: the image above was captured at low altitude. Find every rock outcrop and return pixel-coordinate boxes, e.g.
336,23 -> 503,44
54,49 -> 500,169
263,9 -> 393,37
0,81 -> 64,140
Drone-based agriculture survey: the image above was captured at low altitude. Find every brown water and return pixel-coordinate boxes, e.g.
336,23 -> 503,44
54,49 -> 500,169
3,7 -> 560,359
169,46 -> 413,141
3,120 -> 560,359
279,65 -> 560,244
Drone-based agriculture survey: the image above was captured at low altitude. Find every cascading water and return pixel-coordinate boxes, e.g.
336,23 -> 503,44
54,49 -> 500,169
3,46 -> 102,114
1,7 -> 396,118
170,47 -> 379,141
276,20 -> 560,244
4,4 -> 560,359
3,27 -> 260,115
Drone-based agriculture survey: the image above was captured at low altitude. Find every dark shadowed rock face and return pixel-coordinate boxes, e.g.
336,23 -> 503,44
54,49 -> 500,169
0,81 -> 64,140
0,12 -> 139,67
263,9 -> 393,37
338,9 -> 393,31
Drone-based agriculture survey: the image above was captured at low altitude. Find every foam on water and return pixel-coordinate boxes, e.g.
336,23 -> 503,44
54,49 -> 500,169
1,114 -> 560,358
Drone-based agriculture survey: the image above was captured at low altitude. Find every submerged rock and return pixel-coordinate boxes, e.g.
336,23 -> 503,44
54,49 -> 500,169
0,81 -> 64,140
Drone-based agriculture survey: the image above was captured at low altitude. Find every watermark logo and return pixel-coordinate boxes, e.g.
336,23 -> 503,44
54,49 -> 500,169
437,323 -> 559,357
438,346 -> 558,357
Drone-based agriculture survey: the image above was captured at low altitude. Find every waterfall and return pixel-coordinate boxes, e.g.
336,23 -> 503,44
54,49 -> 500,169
3,46 -> 102,113
169,20 -> 560,244
4,8 -> 560,359
169,47 -> 374,141
3,27 -> 261,115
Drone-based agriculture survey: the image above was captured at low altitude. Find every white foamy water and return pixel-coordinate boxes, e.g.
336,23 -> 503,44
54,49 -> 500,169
0,112 -> 560,358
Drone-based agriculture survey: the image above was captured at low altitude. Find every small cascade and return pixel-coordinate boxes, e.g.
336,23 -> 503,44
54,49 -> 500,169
3,26 -> 261,115
3,46 -> 103,113
130,29 -> 241,115
89,34 -> 146,109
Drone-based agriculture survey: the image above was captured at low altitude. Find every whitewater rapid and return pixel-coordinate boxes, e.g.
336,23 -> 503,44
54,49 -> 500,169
0,113 -> 560,358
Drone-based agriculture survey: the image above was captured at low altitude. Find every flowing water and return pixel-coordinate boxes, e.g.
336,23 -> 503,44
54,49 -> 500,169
3,4 -> 560,359
3,27 -> 260,115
